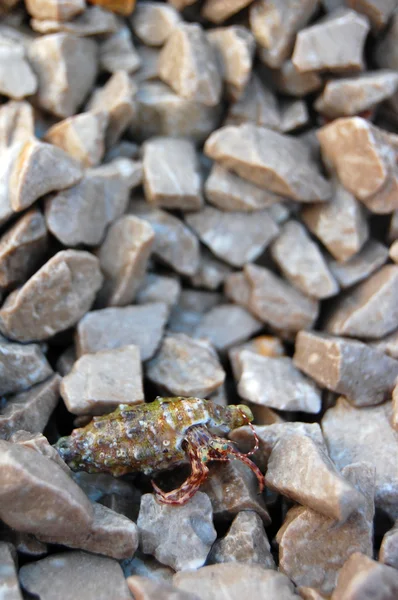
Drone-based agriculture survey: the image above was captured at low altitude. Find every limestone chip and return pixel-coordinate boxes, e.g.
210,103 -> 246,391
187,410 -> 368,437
25,0 -> 85,20
136,273 -> 180,307
332,552 -> 398,600
0,334 -> 52,396
0,36 -> 37,100
201,0 -> 252,23
229,335 -> 285,379
380,520 -> 398,570
194,304 -> 263,351
190,248 -> 232,290
273,60 -> 322,97
127,576 -> 199,600
10,430 -> 71,475
225,75 -> 280,131
0,100 -> 34,148
280,99 -> 309,133
131,2 -> 181,46
328,240 -> 388,289
0,542 -> 22,600
99,25 -> 140,74
346,0 -> 396,31
30,6 -> 118,36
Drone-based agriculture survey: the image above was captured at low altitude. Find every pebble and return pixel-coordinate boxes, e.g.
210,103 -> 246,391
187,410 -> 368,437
136,273 -> 181,307
328,240 -> 388,289
332,552 -> 398,600
0,333 -> 52,396
0,374 -> 61,439
0,35 -> 37,99
273,59 -> 322,97
205,124 -> 331,202
190,248 -> 232,290
390,241 -> 398,264
127,575 -> 199,600
0,541 -> 22,600
131,2 -> 181,47
186,206 -> 279,268
201,0 -> 252,24
25,0 -> 85,20
159,23 -> 222,106
122,549 -> 175,582
0,100 -> 34,149
31,6 -> 119,36
226,74 -> 280,130
138,492 -> 217,571
99,25 -> 140,74
19,551 -> 133,600
376,9 -> 398,69
168,290 -> 223,336
380,520 -> 398,570
98,215 -> 154,307
346,0 -> 396,31
0,250 -> 103,342
143,137 -> 203,211
280,99 -> 309,133
229,335 -> 285,379
60,345 -> 143,415
194,304 -> 263,351
10,430 -> 71,475
370,329 -> 398,361
28,33 -> 98,118
76,302 -> 169,361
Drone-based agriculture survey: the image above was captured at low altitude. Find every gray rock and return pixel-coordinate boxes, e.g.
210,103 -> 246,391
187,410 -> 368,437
190,248 -> 232,290
131,2 -> 181,47
99,25 -> 140,74
273,59 -> 322,97
194,304 -> 263,351
25,0 -> 85,20
332,552 -> 398,600
0,100 -> 34,149
0,541 -> 22,600
30,6 -> 118,36
226,74 -> 280,130
346,0 -> 396,31
136,274 -> 181,307
328,240 -> 389,289
380,520 -> 398,570
127,576 -> 199,600
0,333 -> 52,396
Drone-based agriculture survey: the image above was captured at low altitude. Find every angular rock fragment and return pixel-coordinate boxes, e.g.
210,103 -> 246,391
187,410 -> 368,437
76,302 -> 168,361
61,346 -> 143,415
390,241 -> 398,264
11,430 -> 71,475
20,552 -> 132,600
168,290 -> 223,336
194,304 -> 263,351
138,492 -> 217,571
143,137 -> 203,211
0,209 -> 48,290
376,10 -> 398,70
98,216 -> 154,307
208,511 -> 275,568
322,398 -> 398,518
201,0 -> 252,23
328,240 -> 389,289
271,220 -> 339,299
25,0 -> 85,20
280,99 -> 309,133
122,549 -> 175,581
346,0 -> 396,31
273,60 -> 322,97
380,520 -> 398,570
190,248 -> 232,290
0,100 -> 34,148
28,33 -> 98,118
325,265 -> 398,339
159,23 -> 222,107
229,335 -> 285,379
127,576 -> 199,600
238,352 -> 321,413
225,75 -> 280,131
292,9 -> 370,73
133,45 -> 160,84
0,334 -> 52,396
333,552 -> 398,599
0,542 -> 22,600
30,6 -> 118,36
0,375 -> 60,439
0,36 -> 37,100
147,333 -> 225,398
131,2 -> 181,46
369,329 -> 398,361
205,124 -> 331,202
99,25 -> 140,74
136,273 -> 180,307
277,462 -> 375,595
44,111 -> 108,168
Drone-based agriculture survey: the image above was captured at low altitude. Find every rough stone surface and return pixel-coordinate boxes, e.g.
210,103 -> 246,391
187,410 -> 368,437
280,99 -> 309,133
138,492 -> 216,571
98,215 -> 154,307
229,335 -> 285,379
30,6 -> 118,36
332,552 -> 398,599
122,549 -> 175,582
10,430 -> 71,475
143,137 -> 202,211
376,10 -> 398,69
19,551 -> 132,600
0,100 -> 34,149
131,2 -> 181,46
194,304 -> 263,351
205,124 -> 331,202
159,23 -> 222,107
346,0 -> 396,31
274,59 -> 322,97
0,250 -> 103,342
201,0 -> 252,24
0,36 -> 37,100
190,248 -> 232,290
136,274 -> 180,307
0,541 -> 22,600
325,265 -> 398,339
25,0 -> 85,21
186,206 -> 279,268
328,240 -> 388,289
127,576 -> 199,600
380,520 -> 398,570
76,302 -> 169,361
226,75 -> 280,131
0,334 -> 52,396
168,290 -> 223,336
370,329 -> 398,361
100,25 -> 140,74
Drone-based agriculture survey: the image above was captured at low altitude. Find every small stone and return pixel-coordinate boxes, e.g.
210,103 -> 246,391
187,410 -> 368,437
294,330 -> 398,407
322,398 -> 398,519
127,576 -> 199,600
225,75 -> 280,131
205,164 -> 284,212
332,552 -> 398,600
271,220 -> 339,299
229,335 -> 285,379
208,511 -> 275,568
168,290 -> 223,336
0,334 -> 52,396
0,36 -> 37,100
376,11 -> 398,70
147,333 -> 225,397
25,0 -> 85,20
237,351 -> 321,413
276,462 -> 375,595
143,137 -> 203,211
273,60 -> 322,97
186,206 -> 279,268
131,2 -> 181,46
0,375 -> 60,439
205,124 -> 331,202
207,26 -> 255,100
60,346 -> 143,415
292,9 -> 370,74
370,329 -> 398,361
298,588 -> 327,600
44,111 -> 108,168
130,202 -> 200,276
138,492 -> 217,571
76,302 -> 169,361
87,71 -> 136,147
133,45 -> 160,84
301,180 -> 369,262
10,430 -> 71,475
98,216 -> 154,307
380,521 -> 398,569
30,6 -> 118,36
0,542 -> 22,600
390,211 -> 398,242
315,71 -> 398,118
159,23 -> 222,107
201,0 -> 252,24
0,209 -> 48,290
136,274 -> 181,307
99,25 -> 140,74
346,0 -> 396,31
194,304 -> 263,351
104,141 -> 139,163
280,99 -> 309,133
0,440 -> 93,538
46,159 -> 140,247
328,240 -> 389,289
325,265 -> 398,339
174,564 -> 297,600
0,524 -> 48,558
122,549 -> 175,582
28,33 -> 98,118
190,248 -> 232,290
0,100 -> 34,148
20,551 -> 132,600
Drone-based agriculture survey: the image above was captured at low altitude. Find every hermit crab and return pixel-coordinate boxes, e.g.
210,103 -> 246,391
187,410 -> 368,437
55,396 -> 265,505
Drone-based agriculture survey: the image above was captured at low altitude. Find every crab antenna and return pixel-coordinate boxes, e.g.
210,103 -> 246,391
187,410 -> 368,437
238,407 -> 260,458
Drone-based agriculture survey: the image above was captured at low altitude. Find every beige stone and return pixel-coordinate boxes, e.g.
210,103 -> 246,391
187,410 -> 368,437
10,430 -> 71,475
0,542 -> 22,600
322,398 -> 398,519
190,248 -> 232,290
31,6 -> 118,36
201,0 -> 252,23
168,0 -> 196,10
0,36 -> 37,100
298,588 -> 328,600
147,333 -> 225,397
325,265 -> 398,339
250,0 -> 319,68
99,25 -> 140,74
0,375 -> 60,439
328,240 -> 388,289
133,45 -> 160,84
0,100 -> 34,149
0,209 -> 48,290
273,60 -> 322,97
127,576 -> 199,600
20,552 -> 132,600
280,99 -> 309,133
131,2 -> 181,46
205,124 -> 331,202
225,75 -> 280,131
159,23 -> 222,107
98,215 -> 154,307
44,111 -> 108,168
332,552 -> 398,599
136,273 -> 181,307
25,0 -> 85,20
76,302 -> 169,361
229,335 -> 285,379
0,333 -> 52,396
186,206 -> 279,268
369,329 -> 398,362
28,33 -> 98,118
346,0 -> 396,31
194,304 -> 263,351
292,9 -> 370,73
390,240 -> 398,264
0,526 -> 47,558
0,250 -> 103,342
380,520 -> 398,570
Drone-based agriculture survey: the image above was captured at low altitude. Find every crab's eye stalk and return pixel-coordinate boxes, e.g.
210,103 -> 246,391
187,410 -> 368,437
226,404 -> 254,430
